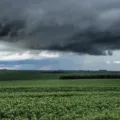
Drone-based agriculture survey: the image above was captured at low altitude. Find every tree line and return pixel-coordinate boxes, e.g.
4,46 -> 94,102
59,74 -> 120,79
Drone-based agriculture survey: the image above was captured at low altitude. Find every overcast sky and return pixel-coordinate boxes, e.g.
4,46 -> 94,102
0,0 -> 120,70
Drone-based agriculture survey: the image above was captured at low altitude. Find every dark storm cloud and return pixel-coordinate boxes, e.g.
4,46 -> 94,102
0,0 -> 120,55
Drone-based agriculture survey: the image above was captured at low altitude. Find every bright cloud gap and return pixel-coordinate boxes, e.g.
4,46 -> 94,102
0,50 -> 60,61
0,41 -> 60,60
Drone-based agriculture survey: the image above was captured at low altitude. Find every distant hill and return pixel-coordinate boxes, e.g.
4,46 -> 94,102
0,70 -> 120,81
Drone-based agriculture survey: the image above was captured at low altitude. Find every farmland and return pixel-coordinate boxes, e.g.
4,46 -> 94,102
0,70 -> 120,120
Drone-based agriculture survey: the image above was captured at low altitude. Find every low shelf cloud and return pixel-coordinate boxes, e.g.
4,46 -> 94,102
0,0 -> 120,55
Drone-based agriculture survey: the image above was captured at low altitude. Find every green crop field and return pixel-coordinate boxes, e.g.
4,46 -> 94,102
0,71 -> 120,120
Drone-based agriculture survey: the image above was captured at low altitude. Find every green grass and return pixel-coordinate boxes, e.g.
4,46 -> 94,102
0,79 -> 120,120
0,79 -> 120,87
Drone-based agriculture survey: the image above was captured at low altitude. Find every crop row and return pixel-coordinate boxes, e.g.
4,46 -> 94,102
0,91 -> 120,120
0,86 -> 120,93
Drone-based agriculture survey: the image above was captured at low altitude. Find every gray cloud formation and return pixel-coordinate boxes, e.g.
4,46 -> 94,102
0,0 -> 120,55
